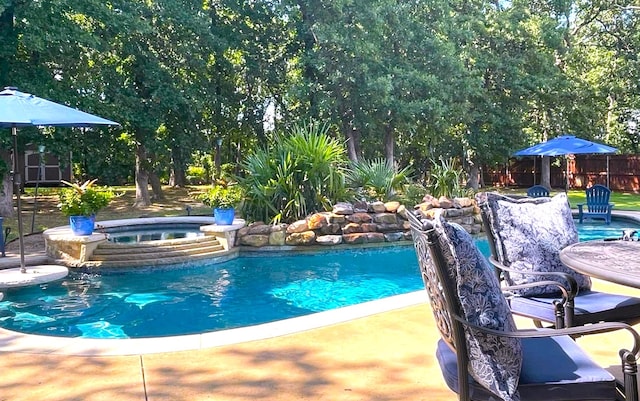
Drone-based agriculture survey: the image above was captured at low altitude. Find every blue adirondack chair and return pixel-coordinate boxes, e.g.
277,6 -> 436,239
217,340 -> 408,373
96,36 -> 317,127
577,184 -> 614,224
526,185 -> 549,198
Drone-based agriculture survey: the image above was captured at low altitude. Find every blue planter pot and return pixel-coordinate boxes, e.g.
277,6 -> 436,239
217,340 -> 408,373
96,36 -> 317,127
69,215 -> 96,236
213,208 -> 235,225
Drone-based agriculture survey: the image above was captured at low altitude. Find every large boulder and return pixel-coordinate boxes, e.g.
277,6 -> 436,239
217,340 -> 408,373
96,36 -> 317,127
347,212 -> 373,223
332,202 -> 354,215
307,213 -> 329,230
240,234 -> 269,247
286,219 -> 309,234
316,235 -> 343,246
285,231 -> 316,245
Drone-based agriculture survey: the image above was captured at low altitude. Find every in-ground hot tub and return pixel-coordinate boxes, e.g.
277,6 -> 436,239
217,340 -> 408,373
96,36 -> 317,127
105,223 -> 206,243
43,216 -> 246,267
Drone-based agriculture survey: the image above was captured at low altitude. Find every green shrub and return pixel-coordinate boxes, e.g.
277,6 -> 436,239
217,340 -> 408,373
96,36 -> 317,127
186,165 -> 207,185
346,158 -> 412,201
397,182 -> 428,207
426,157 -> 466,199
197,184 -> 243,209
238,120 -> 350,223
58,180 -> 114,216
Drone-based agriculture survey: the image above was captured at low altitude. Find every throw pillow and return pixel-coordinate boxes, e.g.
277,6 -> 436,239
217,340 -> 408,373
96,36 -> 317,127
432,213 -> 522,401
481,192 -> 591,296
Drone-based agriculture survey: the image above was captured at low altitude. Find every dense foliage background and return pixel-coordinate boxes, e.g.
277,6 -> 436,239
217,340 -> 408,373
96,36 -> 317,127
1,0 -> 639,213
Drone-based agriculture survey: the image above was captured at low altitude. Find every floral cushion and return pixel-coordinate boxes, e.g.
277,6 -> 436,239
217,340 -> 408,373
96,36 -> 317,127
481,192 -> 591,296
432,214 -> 522,401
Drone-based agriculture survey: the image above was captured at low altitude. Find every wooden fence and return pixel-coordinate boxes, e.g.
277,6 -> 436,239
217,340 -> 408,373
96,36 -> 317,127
482,154 -> 640,192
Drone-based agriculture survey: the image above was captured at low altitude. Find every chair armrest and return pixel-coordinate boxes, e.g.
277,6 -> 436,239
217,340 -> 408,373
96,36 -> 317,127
454,314 -> 640,359
488,256 -> 577,300
454,314 -> 639,350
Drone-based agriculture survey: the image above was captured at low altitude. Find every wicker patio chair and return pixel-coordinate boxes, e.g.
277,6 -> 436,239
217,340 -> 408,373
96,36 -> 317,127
407,210 -> 640,401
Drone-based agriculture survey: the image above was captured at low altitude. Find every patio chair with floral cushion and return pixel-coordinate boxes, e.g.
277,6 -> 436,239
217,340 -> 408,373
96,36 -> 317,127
407,210 -> 640,401
477,192 -> 640,329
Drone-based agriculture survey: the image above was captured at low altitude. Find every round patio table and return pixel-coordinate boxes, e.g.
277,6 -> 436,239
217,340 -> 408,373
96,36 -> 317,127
560,239 -> 640,289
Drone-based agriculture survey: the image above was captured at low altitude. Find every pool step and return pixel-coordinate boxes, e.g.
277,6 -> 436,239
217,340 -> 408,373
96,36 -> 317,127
85,248 -> 237,268
87,235 -> 228,267
92,236 -> 223,256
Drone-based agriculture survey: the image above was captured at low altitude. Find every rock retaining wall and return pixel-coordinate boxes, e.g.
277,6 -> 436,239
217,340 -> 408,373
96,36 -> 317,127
236,196 -> 483,248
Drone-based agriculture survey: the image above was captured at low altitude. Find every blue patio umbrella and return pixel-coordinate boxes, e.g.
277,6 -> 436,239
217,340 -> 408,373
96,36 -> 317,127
513,135 -> 618,190
513,135 -> 617,157
0,87 -> 119,272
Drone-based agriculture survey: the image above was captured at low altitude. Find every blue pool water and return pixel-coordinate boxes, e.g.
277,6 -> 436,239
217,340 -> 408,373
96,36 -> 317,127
0,219 -> 636,339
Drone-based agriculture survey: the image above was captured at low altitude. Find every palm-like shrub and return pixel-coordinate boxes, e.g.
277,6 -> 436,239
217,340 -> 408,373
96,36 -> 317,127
239,121 -> 350,223
346,158 -> 412,201
426,157 -> 467,198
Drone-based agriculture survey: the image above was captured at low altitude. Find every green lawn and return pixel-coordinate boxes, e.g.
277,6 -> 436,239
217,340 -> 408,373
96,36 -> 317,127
498,188 -> 640,211
566,190 -> 640,211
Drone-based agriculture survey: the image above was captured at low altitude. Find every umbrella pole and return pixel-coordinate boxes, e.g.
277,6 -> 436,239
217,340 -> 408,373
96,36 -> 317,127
607,155 -> 610,188
565,156 -> 569,192
12,127 -> 26,273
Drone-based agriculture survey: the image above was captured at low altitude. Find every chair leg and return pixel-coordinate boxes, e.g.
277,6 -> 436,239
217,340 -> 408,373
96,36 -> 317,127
621,350 -> 639,401
554,300 -> 565,329
564,299 -> 574,328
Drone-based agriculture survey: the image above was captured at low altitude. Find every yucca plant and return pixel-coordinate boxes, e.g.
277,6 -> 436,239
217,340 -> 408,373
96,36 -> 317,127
346,158 -> 413,201
426,157 -> 466,199
238,120 -> 350,223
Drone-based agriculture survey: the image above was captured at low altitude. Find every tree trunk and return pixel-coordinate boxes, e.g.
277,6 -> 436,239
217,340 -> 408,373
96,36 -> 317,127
467,164 -> 480,190
341,109 -> 360,162
0,149 -> 14,216
383,123 -> 394,167
0,172 -> 14,217
171,159 -> 186,188
345,128 -> 360,162
169,144 -> 187,187
541,156 -> 551,189
169,166 -> 186,187
149,171 -> 165,201
0,6 -> 17,85
133,144 -> 151,208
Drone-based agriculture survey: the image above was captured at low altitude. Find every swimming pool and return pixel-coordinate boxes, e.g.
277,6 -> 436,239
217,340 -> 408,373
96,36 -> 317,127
0,219 -> 636,339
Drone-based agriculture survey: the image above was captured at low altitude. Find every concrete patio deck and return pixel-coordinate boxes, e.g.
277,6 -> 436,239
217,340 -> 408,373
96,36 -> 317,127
2,278 -> 638,400
2,215 -> 640,400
